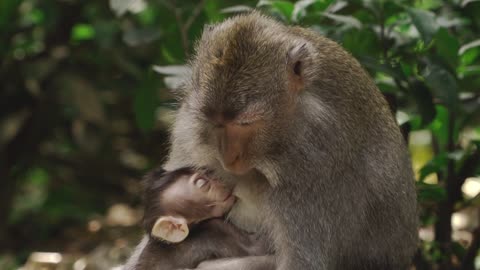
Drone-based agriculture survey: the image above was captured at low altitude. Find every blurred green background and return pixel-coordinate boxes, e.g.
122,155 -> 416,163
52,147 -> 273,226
1,0 -> 479,269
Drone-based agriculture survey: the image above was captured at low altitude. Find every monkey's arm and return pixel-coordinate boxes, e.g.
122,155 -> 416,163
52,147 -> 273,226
189,219 -> 268,257
123,219 -> 267,270
123,236 -> 148,270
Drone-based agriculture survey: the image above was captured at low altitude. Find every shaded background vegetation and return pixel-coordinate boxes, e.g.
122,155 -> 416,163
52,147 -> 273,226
1,0 -> 480,269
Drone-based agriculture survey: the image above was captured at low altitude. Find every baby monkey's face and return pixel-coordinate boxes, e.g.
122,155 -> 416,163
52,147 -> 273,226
163,171 -> 236,222
150,169 -> 236,243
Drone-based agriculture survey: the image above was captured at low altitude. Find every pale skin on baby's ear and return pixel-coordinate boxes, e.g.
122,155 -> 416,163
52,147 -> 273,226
143,167 -> 235,244
151,216 -> 189,243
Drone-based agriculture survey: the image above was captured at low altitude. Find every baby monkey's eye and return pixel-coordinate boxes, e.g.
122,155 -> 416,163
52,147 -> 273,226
195,178 -> 207,188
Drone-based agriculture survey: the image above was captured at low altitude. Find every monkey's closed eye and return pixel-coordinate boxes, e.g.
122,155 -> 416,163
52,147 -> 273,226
237,121 -> 253,126
236,112 -> 262,126
236,117 -> 260,126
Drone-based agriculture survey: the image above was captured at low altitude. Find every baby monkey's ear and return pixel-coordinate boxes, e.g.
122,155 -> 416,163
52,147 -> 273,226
151,216 -> 189,243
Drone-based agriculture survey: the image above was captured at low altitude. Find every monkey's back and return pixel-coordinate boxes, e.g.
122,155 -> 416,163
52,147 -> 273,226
302,28 -> 417,270
259,15 -> 419,270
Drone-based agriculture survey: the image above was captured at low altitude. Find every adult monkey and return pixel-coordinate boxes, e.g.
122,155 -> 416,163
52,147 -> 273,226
126,11 -> 418,270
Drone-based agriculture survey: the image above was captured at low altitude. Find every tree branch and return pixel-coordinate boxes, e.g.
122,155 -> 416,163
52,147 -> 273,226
184,0 -> 207,32
166,1 -> 189,57
435,110 -> 456,270
378,6 -> 388,60
163,0 -> 206,58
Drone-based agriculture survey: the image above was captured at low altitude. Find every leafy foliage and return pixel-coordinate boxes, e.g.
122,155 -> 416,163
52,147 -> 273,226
1,0 -> 479,269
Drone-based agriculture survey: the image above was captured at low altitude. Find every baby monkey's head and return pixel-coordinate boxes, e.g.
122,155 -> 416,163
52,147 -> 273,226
143,167 -> 235,243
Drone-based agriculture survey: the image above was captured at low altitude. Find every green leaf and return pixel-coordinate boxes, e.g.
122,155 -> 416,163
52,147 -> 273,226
419,153 -> 448,181
220,5 -> 253,14
292,0 -> 317,22
43,184 -> 99,222
459,39 -> 480,55
407,8 -> 439,43
358,57 -> 405,81
428,105 -> 449,148
458,65 -> 480,78
411,81 -> 436,127
435,28 -> 459,68
322,13 -> 362,29
424,64 -> 458,109
9,167 -> 50,224
152,65 -> 190,76
273,1 -> 295,20
462,0 -> 480,7
451,242 -> 467,259
0,255 -> 19,270
415,0 -> 443,9
137,7 -> 156,25
153,65 -> 190,89
0,0 -> 22,31
205,0 -> 226,22
460,47 -> 479,66
259,1 -> 294,21
400,62 -> 415,77
417,182 -> 447,203
27,9 -> 45,25
110,0 -> 146,16
342,30 -> 379,57
71,24 -> 96,41
134,81 -> 158,132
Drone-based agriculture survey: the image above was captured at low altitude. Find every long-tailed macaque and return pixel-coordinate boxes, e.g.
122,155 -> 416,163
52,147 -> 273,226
124,167 -> 269,270
127,11 -> 418,270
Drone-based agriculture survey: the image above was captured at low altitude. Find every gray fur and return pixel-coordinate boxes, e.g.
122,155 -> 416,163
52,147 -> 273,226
123,219 -> 268,270
128,12 -> 418,270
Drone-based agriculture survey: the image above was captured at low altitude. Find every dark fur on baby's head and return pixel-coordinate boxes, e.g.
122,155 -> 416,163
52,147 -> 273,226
142,167 -> 194,235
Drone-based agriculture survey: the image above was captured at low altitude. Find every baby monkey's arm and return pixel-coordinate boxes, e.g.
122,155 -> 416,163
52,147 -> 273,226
132,219 -> 267,270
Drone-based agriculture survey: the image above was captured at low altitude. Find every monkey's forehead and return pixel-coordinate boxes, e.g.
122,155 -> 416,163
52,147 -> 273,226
185,13 -> 305,114
194,13 -> 292,65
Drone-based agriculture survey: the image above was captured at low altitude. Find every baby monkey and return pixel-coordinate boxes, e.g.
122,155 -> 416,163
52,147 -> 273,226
144,167 -> 236,243
128,167 -> 267,270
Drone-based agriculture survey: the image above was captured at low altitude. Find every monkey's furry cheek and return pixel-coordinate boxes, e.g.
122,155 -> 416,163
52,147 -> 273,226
151,216 -> 189,243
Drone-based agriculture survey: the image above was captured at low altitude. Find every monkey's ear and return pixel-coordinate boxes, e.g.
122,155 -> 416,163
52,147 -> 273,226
287,42 -> 309,92
151,216 -> 189,243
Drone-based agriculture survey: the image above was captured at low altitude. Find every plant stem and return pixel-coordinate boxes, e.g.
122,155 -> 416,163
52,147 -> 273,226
435,110 -> 456,270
